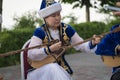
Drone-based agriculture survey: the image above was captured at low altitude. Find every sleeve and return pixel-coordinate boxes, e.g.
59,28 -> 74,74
95,24 -> 120,56
28,28 -> 48,60
65,25 -> 76,39
70,32 -> 97,53
33,27 -> 46,40
65,25 -> 96,53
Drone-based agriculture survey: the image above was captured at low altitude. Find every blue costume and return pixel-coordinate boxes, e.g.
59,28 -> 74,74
27,0 -> 97,80
95,24 -> 120,80
27,22 -> 96,80
33,23 -> 75,75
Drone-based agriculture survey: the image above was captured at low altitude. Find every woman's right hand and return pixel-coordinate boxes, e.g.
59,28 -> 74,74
49,41 -> 62,52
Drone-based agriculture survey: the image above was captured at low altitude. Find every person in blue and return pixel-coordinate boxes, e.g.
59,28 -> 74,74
27,0 -> 101,80
95,2 -> 120,80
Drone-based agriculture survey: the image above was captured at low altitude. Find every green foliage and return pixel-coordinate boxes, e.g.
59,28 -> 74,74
71,21 -> 106,39
105,18 -> 120,32
13,11 -> 43,29
62,0 -> 117,9
62,13 -> 78,24
0,28 -> 34,67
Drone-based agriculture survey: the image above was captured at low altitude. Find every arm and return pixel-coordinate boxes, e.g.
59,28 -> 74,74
28,27 -> 62,60
65,25 -> 97,53
28,36 -> 48,60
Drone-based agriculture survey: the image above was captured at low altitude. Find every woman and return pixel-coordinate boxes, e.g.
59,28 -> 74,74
27,0 -> 100,80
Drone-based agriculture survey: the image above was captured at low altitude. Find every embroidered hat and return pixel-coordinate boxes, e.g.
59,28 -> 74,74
38,0 -> 62,18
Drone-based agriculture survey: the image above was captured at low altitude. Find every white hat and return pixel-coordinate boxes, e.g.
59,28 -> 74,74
38,0 -> 62,18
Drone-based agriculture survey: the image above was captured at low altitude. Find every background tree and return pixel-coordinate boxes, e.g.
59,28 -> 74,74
62,13 -> 78,24
62,0 -> 118,22
13,11 -> 43,29
0,0 -> 3,32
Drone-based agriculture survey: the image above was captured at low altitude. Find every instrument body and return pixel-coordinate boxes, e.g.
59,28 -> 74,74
101,56 -> 120,67
28,47 -> 65,68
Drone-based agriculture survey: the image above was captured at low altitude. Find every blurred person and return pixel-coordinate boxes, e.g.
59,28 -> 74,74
95,2 -> 120,80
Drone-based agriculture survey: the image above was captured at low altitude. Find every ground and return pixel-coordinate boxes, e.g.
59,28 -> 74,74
0,52 -> 112,80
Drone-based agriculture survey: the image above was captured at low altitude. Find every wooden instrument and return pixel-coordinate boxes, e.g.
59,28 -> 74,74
0,26 -> 120,68
101,56 -> 120,67
0,39 -> 59,57
29,47 -> 65,68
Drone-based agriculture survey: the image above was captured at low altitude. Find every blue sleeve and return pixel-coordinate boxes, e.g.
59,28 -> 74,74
65,25 -> 76,39
33,27 -> 46,40
95,34 -> 117,56
95,24 -> 120,56
89,41 -> 96,49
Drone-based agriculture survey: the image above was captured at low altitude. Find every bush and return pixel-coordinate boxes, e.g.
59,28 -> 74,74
71,21 -> 106,39
0,28 -> 34,67
106,19 -> 120,32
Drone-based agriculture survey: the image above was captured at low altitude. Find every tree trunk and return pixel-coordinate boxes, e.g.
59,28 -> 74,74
85,5 -> 90,22
0,0 -> 3,32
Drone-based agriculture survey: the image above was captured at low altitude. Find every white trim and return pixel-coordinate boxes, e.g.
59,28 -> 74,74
38,3 -> 62,18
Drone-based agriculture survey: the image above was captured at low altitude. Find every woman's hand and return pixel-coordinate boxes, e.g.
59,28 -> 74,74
92,35 -> 103,46
49,41 -> 62,52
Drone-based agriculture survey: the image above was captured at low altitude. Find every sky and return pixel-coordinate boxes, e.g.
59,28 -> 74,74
2,0 -> 109,29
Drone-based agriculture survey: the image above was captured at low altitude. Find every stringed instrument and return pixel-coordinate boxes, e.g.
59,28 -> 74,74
28,47 -> 65,68
101,56 -> 120,67
0,26 -> 120,68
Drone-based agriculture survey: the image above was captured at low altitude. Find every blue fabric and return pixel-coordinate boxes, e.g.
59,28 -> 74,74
89,41 -> 96,49
33,27 -> 46,40
65,25 -> 76,39
33,23 -> 76,41
112,66 -> 120,73
95,24 -> 120,56
40,0 -> 46,10
40,0 -> 57,10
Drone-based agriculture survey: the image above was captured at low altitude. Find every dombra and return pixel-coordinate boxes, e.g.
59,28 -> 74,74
28,47 -> 65,68
101,56 -> 120,67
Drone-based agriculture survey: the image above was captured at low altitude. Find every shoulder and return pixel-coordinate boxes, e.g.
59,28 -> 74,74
110,24 -> 120,38
33,25 -> 46,40
62,23 -> 76,38
110,24 -> 120,31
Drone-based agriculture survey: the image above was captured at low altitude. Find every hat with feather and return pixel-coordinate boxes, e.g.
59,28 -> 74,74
38,0 -> 62,18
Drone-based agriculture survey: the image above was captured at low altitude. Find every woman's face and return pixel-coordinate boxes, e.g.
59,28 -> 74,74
45,11 -> 61,29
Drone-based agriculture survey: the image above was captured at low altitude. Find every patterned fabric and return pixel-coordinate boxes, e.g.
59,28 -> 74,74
33,23 -> 75,41
27,23 -> 96,80
33,23 -> 75,75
